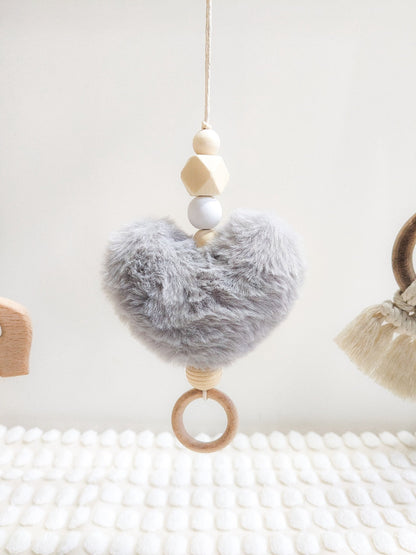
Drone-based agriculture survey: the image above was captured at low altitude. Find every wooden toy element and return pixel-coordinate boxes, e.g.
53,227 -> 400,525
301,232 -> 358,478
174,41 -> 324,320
103,0 -> 304,452
181,154 -> 229,196
193,229 -> 216,247
192,129 -> 221,155
173,125 -> 239,452
392,212 -> 416,292
170,0 -> 239,452
171,388 -> 238,453
336,213 -> 416,399
173,121 -> 239,452
171,220 -> 239,452
186,366 -> 222,390
0,298 -> 32,377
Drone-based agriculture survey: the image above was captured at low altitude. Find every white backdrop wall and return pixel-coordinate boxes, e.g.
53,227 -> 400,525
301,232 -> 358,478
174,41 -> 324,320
1,0 -> 416,434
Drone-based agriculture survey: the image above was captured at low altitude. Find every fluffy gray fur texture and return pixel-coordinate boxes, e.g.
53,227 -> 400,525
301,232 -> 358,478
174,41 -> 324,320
103,210 -> 305,369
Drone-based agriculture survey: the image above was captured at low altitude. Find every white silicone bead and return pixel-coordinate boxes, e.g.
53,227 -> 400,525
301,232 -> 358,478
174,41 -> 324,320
193,129 -> 220,155
188,196 -> 222,230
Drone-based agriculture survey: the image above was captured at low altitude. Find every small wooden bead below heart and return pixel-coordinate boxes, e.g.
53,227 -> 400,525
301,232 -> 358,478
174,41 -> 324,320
186,366 -> 222,389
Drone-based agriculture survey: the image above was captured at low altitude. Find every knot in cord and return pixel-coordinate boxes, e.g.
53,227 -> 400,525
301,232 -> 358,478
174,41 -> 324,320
393,291 -> 415,313
381,300 -> 416,336
392,280 -> 416,314
380,281 -> 416,337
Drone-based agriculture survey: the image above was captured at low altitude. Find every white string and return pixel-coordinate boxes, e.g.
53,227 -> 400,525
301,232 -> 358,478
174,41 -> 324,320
202,0 -> 212,130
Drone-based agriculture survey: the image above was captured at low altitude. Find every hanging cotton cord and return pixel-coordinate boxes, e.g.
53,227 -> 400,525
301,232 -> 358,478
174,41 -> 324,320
202,0 -> 212,129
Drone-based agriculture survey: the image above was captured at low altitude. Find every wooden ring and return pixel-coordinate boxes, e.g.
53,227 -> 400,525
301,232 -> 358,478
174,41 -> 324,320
392,213 -> 416,292
171,388 -> 238,453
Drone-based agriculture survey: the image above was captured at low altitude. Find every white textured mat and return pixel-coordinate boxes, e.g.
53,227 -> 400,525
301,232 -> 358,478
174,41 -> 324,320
0,427 -> 416,554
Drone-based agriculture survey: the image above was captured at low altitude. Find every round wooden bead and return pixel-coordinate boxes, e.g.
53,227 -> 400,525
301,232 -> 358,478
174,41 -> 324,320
188,196 -> 222,229
194,229 -> 216,247
186,366 -> 222,390
193,129 -> 220,155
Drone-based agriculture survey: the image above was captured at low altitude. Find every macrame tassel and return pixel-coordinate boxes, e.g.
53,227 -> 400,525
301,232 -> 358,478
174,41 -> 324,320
335,306 -> 393,370
373,334 -> 416,398
336,281 -> 416,399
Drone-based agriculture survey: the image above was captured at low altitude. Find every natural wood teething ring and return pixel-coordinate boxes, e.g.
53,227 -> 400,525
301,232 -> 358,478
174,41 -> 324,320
171,387 -> 238,453
392,213 -> 416,292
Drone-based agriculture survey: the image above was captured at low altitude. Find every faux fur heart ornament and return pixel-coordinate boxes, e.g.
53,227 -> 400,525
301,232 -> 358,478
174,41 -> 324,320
103,210 -> 305,368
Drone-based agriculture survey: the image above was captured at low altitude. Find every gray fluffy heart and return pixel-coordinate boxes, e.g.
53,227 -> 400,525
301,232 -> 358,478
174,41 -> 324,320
103,210 -> 305,368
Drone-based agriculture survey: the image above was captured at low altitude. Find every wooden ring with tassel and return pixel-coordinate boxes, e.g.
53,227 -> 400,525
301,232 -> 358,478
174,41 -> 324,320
392,213 -> 416,292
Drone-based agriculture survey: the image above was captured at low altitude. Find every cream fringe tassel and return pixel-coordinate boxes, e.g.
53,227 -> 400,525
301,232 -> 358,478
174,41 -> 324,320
335,281 -> 416,399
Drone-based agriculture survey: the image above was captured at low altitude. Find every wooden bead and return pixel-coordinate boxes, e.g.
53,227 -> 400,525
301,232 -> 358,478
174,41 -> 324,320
0,297 -> 32,377
194,229 -> 216,247
188,196 -> 222,229
193,129 -> 220,155
181,155 -> 229,196
186,366 -> 222,390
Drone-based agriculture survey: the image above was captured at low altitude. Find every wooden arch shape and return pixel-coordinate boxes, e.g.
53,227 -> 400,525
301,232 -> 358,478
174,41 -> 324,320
0,297 -> 32,377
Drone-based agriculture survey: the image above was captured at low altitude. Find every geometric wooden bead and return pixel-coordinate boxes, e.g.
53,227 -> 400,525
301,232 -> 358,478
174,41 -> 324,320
181,155 -> 229,196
